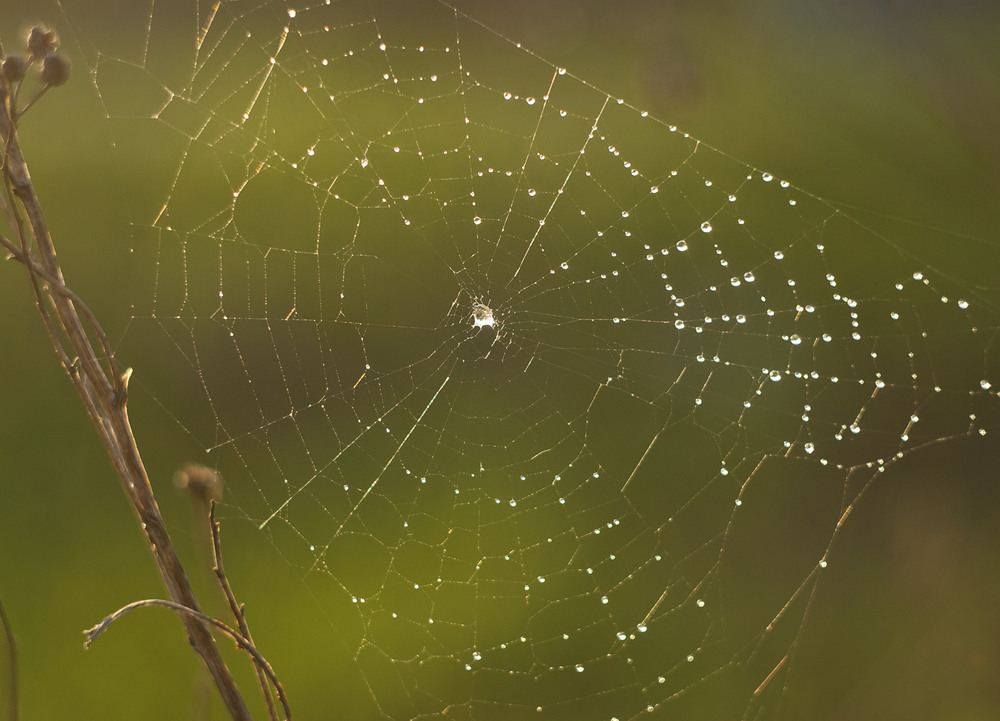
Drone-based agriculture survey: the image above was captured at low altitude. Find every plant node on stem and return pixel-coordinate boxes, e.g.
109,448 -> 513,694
1,27 -> 266,721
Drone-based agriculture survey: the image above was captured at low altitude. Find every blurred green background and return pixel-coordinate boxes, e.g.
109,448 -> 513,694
2,1 -> 999,719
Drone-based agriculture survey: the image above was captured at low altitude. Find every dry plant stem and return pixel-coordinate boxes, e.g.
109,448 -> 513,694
210,502 -> 281,721
0,90 -> 251,718
85,599 -> 291,721
0,592 -> 19,721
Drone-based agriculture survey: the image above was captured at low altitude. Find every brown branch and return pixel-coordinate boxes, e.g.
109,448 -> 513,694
211,501 -> 282,721
84,599 -> 291,721
0,592 -> 19,721
1,54 -> 252,720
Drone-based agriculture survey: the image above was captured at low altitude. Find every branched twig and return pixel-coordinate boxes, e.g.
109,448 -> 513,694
0,592 -> 19,721
211,501 -> 282,721
84,599 -> 291,720
1,30 -> 253,720
0,229 -> 118,374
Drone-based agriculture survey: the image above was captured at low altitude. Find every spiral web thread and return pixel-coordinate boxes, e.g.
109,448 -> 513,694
78,0 -> 999,718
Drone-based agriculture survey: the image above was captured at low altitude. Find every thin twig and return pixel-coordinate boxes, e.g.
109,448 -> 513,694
84,599 -> 291,720
211,501 -> 282,721
1,46 -> 252,720
0,592 -> 19,721
0,229 -> 119,376
13,86 -> 48,122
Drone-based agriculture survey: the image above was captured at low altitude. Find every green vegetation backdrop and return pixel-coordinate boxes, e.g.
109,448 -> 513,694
2,1 -> 999,719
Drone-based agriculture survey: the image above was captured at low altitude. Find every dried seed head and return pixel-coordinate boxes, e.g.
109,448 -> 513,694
27,26 -> 59,60
173,463 -> 223,503
1,55 -> 29,83
41,52 -> 71,87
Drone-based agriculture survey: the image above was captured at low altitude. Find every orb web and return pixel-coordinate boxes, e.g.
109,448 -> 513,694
71,0 -> 1000,718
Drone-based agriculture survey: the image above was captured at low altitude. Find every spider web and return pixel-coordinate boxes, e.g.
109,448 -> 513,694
68,0 -> 999,718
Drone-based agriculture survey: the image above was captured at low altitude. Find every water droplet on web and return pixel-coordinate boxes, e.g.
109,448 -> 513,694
982,380 -> 992,390
789,334 -> 802,345
762,172 -> 773,182
700,221 -> 712,233
769,370 -> 782,382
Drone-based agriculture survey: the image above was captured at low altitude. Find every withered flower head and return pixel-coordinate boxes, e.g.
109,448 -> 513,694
27,26 -> 59,60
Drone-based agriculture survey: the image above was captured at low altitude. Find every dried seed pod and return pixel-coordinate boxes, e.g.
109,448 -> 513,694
27,26 -> 58,60
173,463 -> 223,503
1,55 -> 29,83
41,52 -> 71,87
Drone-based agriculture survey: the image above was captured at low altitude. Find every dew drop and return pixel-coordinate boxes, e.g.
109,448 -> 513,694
700,221 -> 712,233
